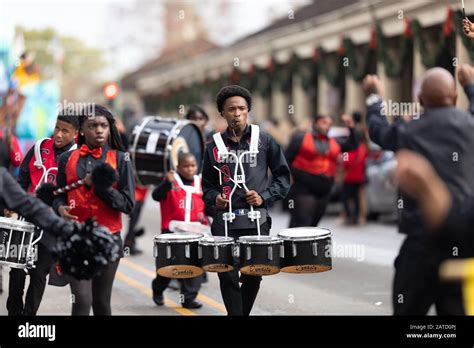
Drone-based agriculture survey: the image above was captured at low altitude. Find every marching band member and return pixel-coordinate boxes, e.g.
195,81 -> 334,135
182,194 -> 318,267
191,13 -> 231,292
7,113 -> 78,316
285,113 -> 358,228
202,85 -> 291,316
53,105 -> 135,316
151,153 -> 206,309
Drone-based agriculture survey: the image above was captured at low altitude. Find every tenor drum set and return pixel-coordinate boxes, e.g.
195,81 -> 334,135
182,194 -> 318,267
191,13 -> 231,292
152,225 -> 332,279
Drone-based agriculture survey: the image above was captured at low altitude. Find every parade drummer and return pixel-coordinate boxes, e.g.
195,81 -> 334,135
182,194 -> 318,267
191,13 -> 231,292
7,113 -> 78,316
52,104 -> 135,316
202,85 -> 291,316
151,152 -> 207,309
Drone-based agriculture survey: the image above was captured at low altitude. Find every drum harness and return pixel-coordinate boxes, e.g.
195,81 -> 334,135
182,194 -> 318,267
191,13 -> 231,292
212,124 -> 261,239
173,172 -> 201,224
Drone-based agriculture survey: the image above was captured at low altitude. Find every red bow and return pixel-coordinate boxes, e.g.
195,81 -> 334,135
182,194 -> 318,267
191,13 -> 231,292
79,144 -> 102,159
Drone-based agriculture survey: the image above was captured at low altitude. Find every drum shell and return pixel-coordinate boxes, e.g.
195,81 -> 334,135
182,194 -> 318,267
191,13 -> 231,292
199,242 -> 235,273
0,226 -> 35,268
131,117 -> 204,186
239,242 -> 281,276
154,240 -> 203,279
280,236 -> 332,273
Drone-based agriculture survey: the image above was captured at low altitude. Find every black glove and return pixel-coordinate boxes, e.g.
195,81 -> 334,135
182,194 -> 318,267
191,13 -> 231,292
91,163 -> 118,189
35,182 -> 57,206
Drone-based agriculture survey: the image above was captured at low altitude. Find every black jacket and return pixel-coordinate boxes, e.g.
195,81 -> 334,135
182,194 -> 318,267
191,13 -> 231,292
367,85 -> 474,236
202,125 -> 291,231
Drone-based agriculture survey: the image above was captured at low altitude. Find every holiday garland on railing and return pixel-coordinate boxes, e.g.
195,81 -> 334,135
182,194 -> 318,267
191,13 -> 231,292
154,6 -> 462,111
412,8 -> 454,68
376,19 -> 413,78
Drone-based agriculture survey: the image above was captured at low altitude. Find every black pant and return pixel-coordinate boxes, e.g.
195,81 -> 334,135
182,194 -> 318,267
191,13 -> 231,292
68,259 -> 120,316
341,182 -> 362,224
124,200 -> 145,248
152,274 -> 202,304
392,235 -> 465,315
7,242 -> 53,316
152,228 -> 201,303
212,221 -> 270,316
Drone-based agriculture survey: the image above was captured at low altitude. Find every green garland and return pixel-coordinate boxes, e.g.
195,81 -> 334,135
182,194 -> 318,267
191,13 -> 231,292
376,24 -> 413,78
412,19 -> 453,68
454,10 -> 474,61
317,47 -> 344,87
343,38 -> 374,82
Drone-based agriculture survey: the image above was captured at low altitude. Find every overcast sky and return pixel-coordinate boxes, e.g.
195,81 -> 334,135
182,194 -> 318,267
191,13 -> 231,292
2,0 -> 310,78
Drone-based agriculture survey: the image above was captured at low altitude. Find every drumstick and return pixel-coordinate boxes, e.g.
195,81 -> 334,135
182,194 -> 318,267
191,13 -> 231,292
213,166 -> 245,190
463,0 -> 467,18
52,179 -> 85,195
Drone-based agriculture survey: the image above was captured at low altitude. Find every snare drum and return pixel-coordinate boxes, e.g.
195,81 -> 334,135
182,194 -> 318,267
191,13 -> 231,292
199,236 -> 235,273
130,117 -> 204,186
0,217 -> 39,269
238,236 -> 281,276
154,233 -> 204,279
278,227 -> 332,273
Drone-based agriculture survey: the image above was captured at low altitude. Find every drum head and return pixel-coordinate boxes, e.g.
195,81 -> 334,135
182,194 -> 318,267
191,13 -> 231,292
278,227 -> 331,241
171,221 -> 210,236
169,122 -> 203,174
199,236 -> 234,246
0,217 -> 35,233
237,235 -> 280,244
154,233 -> 202,243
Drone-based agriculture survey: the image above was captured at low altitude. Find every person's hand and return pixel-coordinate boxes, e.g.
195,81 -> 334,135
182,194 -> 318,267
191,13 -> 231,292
362,74 -> 385,98
216,193 -> 229,209
457,64 -> 474,87
245,190 -> 263,207
3,209 -> 15,218
58,205 -> 78,221
341,114 -> 355,128
84,174 -> 93,187
463,18 -> 474,39
166,170 -> 176,183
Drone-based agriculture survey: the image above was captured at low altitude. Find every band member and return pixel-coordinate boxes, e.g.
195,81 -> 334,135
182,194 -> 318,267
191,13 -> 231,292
395,150 -> 474,251
53,104 -> 135,316
151,153 -> 206,309
185,105 -> 212,142
202,85 -> 291,316
362,65 -> 474,315
285,113 -> 358,228
7,113 -> 78,316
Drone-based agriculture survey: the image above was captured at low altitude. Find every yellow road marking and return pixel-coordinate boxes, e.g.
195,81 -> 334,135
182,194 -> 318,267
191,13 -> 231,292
120,258 -> 226,314
115,271 -> 196,316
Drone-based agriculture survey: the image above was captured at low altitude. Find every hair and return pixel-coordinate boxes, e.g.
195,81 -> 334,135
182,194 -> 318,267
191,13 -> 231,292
185,105 -> 209,121
77,104 -> 125,151
216,85 -> 252,113
57,114 -> 80,130
312,114 -> 329,122
178,152 -> 196,166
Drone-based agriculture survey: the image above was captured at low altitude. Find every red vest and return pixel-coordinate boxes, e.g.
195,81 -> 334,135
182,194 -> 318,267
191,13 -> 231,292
160,178 -> 207,230
65,149 -> 122,234
343,143 -> 368,183
292,132 -> 341,177
28,138 -> 58,193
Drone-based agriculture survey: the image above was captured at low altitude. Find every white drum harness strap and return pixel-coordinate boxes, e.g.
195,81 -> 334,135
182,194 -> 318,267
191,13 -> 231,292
212,124 -> 261,238
173,172 -> 202,223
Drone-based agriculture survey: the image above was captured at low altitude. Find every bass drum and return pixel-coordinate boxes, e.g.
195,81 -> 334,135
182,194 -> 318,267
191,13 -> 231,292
130,116 -> 204,186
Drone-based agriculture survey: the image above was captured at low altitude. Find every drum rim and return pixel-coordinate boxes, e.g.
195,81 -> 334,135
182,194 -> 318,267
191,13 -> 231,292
237,235 -> 281,244
154,233 -> 203,243
278,227 -> 332,241
199,236 -> 234,246
0,217 -> 35,232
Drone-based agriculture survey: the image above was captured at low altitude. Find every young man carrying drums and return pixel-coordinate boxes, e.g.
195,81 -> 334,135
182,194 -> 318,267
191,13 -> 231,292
202,85 -> 291,316
7,113 -> 79,316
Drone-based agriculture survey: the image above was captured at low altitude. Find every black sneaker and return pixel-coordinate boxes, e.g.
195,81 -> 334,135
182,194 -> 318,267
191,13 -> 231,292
182,300 -> 203,309
153,294 -> 164,306
129,246 -> 143,255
